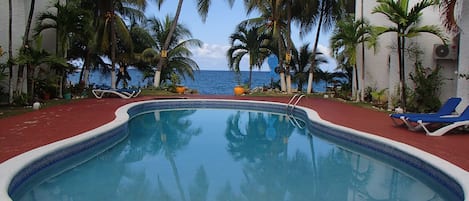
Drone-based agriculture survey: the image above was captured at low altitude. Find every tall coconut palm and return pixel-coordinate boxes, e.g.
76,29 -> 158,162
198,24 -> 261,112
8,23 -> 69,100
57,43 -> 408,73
243,0 -> 291,92
330,15 -> 375,101
300,0 -> 343,94
291,43 -> 327,92
372,0 -> 447,110
137,16 -> 202,86
227,25 -> 271,89
152,0 -> 236,88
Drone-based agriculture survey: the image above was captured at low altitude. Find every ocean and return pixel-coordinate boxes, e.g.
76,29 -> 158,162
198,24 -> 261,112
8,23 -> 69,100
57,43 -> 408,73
68,69 -> 326,95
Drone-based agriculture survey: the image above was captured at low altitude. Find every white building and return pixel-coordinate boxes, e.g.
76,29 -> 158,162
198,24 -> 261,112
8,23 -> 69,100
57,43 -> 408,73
0,0 -> 57,95
355,0 -> 469,111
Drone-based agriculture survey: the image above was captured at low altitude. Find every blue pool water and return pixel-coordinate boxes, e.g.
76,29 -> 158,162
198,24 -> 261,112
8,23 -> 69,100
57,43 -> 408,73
12,105 -> 460,201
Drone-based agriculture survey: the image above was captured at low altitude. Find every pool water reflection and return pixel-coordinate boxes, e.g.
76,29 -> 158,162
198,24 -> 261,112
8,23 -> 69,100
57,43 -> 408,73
16,109 -> 455,201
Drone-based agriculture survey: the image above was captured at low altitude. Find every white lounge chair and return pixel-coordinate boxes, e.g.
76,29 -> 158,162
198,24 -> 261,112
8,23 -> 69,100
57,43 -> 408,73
92,88 -> 139,99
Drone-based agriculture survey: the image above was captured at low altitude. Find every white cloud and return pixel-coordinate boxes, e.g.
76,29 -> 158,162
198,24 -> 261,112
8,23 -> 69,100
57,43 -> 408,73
191,43 -> 338,72
316,44 -> 338,72
317,44 -> 332,56
192,43 -> 250,71
194,44 -> 230,59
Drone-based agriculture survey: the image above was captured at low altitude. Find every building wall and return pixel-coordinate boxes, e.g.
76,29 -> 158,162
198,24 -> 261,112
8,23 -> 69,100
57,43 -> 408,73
356,0 -> 458,109
0,0 -> 57,94
456,0 -> 469,111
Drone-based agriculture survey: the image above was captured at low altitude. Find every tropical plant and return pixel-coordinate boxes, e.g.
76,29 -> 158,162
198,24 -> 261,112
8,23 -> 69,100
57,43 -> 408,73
299,0 -> 344,94
14,38 -> 68,103
242,0 -> 292,92
330,15 -> 376,101
371,88 -> 388,106
13,0 -> 37,97
35,0 -> 93,97
152,0 -> 236,88
372,0 -> 447,110
76,0 -> 147,89
439,0 -> 459,33
333,51 -> 354,92
136,16 -> 202,87
227,25 -> 271,88
290,43 -> 328,92
408,62 -> 443,113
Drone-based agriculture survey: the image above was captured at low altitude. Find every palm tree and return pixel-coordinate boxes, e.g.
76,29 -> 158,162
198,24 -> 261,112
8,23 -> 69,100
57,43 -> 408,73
243,0 -> 290,92
439,0 -> 459,33
333,51 -> 354,93
15,38 -> 68,103
291,43 -> 327,92
372,0 -> 447,110
330,15 -> 375,101
137,16 -> 202,86
35,1 -> 92,97
227,25 -> 271,89
300,0 -> 343,94
14,0 -> 37,96
79,0 -> 146,89
152,0 -> 236,88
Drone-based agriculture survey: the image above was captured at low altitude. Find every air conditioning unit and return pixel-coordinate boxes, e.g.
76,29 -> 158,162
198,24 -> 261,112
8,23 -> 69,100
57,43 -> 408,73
433,44 -> 457,60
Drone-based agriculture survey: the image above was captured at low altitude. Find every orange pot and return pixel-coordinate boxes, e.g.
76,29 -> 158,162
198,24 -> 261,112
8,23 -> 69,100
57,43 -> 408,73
234,85 -> 245,96
176,86 -> 185,94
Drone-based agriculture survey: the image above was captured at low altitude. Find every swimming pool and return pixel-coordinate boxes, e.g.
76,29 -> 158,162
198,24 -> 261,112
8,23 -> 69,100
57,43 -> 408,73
1,99 -> 468,200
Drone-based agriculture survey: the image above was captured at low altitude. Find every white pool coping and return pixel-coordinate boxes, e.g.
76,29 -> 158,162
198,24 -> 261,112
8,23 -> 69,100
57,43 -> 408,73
0,99 -> 468,201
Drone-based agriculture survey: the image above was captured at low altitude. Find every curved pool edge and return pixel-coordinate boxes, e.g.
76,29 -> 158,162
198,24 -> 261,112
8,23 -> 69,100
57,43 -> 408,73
0,104 -> 132,201
296,103 -> 469,200
0,99 -> 468,201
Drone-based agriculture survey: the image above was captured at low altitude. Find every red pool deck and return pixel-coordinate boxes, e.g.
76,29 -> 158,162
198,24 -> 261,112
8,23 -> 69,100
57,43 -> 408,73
1,95 -> 468,172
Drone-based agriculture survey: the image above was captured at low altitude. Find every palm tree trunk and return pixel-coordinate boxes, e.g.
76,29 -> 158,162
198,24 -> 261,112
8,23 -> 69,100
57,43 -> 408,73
285,0 -> 292,94
248,58 -> 253,89
154,0 -> 184,87
20,0 -> 36,102
354,64 -> 360,101
360,0 -> 365,101
399,35 -> 407,110
276,20 -> 286,92
23,0 -> 35,48
306,4 -> 324,94
8,0 -> 14,103
110,9 -> 117,89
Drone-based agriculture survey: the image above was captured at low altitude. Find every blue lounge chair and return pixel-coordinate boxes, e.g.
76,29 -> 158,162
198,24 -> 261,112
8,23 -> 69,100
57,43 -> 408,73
405,105 -> 469,136
389,97 -> 461,130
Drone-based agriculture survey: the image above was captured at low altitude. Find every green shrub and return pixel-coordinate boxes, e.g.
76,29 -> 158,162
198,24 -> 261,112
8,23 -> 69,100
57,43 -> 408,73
407,62 -> 443,113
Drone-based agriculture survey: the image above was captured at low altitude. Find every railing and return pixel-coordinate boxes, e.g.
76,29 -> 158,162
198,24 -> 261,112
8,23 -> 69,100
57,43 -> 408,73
286,94 -> 305,114
286,94 -> 305,128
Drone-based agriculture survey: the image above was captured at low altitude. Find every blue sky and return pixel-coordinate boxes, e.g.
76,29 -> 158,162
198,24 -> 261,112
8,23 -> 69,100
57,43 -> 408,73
145,1 -> 336,72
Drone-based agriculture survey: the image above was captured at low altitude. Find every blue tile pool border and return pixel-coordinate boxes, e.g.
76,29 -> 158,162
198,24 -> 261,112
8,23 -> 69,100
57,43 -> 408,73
8,124 -> 129,198
2,99 -> 467,201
